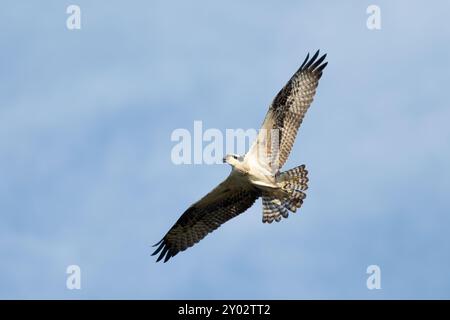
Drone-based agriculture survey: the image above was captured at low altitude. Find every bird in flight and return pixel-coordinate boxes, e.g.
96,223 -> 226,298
153,50 -> 328,262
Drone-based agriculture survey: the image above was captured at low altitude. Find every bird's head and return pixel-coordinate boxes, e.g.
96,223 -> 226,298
223,154 -> 244,167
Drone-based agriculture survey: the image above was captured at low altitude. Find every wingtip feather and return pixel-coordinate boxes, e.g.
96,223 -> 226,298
302,51 -> 318,70
156,246 -> 169,262
317,61 -> 328,73
311,53 -> 327,70
298,53 -> 310,71
151,241 -> 165,256
152,239 -> 164,247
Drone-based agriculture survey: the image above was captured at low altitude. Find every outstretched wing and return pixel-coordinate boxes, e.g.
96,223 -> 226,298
152,175 -> 260,262
245,50 -> 328,172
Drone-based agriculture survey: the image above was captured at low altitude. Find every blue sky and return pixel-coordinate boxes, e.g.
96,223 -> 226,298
1,1 -> 449,299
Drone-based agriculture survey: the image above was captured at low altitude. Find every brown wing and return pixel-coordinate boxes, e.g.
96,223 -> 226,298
152,175 -> 261,262
246,50 -> 328,171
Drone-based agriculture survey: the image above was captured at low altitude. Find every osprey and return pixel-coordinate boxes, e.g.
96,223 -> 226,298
153,50 -> 328,262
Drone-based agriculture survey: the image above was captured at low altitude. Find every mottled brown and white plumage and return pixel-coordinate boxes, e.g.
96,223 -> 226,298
153,50 -> 327,262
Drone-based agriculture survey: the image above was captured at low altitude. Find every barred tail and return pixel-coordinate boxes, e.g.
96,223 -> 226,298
262,164 -> 308,223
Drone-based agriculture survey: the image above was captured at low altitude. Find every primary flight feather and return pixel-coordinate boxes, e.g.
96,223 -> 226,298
153,50 -> 328,262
